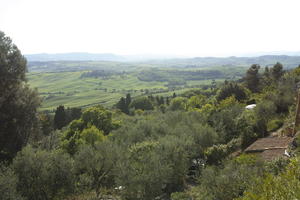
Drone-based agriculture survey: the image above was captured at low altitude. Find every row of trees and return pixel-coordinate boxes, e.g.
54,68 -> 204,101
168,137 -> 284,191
115,93 -> 174,114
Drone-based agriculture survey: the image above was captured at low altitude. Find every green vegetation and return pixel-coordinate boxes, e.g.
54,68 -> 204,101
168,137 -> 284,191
27,69 -> 232,111
3,31 -> 300,200
0,31 -> 40,161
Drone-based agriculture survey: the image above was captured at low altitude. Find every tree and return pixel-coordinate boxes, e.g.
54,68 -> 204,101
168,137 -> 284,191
38,113 -> 53,136
237,158 -> 300,200
75,141 -> 119,198
211,79 -> 217,90
65,107 -> 82,124
116,93 -> 132,114
81,105 -> 117,134
264,66 -> 270,78
271,62 -> 283,81
166,97 -> 170,105
61,105 -> 119,155
0,31 -> 40,161
194,156 -> 263,200
188,95 -> 206,110
216,82 -> 247,102
245,64 -> 260,92
54,105 -> 67,130
125,93 -> 131,108
169,97 -> 188,111
129,96 -> 154,111
116,97 -> 127,113
80,125 -> 105,146
0,165 -> 23,200
116,141 -> 171,200
13,146 -> 75,200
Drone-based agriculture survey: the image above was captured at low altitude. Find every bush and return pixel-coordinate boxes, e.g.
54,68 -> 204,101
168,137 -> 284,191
169,97 -> 188,111
216,82 -> 247,102
0,165 -> 23,200
74,141 -> 119,198
267,119 -> 283,132
171,192 -> 192,200
13,146 -> 75,200
195,159 -> 263,200
129,96 -> 154,111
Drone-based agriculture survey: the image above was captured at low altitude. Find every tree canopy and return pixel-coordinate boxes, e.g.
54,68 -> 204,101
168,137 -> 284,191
0,31 -> 40,161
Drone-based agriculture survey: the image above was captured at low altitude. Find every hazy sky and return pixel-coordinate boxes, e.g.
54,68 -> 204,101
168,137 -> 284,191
1,0 -> 299,56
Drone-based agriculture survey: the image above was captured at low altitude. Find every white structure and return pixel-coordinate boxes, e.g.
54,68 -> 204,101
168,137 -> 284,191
245,104 -> 256,110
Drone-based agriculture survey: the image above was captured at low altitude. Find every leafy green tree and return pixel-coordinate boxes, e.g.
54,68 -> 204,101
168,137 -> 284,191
263,66 -> 270,77
116,93 -> 131,114
271,62 -> 284,81
61,119 -> 85,155
211,79 -> 217,90
205,144 -> 230,165
188,94 -> 206,110
65,107 -> 82,124
0,31 -> 40,161
236,112 -> 257,149
80,125 -> 105,146
158,136 -> 192,193
166,97 -> 170,105
210,100 -> 244,143
216,82 -> 247,102
116,97 -> 127,113
0,165 -> 23,200
38,113 -> 53,136
61,106 -> 118,154
75,141 -> 118,198
265,76 -> 295,113
253,100 -> 276,136
13,146 -> 75,200
125,93 -> 132,108
116,141 -> 170,200
194,156 -> 263,200
169,97 -> 188,111
245,64 -> 260,92
237,158 -> 300,200
54,105 -> 67,130
81,105 -> 117,134
129,96 -> 154,111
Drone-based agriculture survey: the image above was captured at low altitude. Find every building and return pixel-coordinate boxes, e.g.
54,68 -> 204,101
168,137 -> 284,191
244,137 -> 294,161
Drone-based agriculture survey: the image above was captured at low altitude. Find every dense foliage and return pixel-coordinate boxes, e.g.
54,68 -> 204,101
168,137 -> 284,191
2,31 -> 300,200
0,31 -> 40,160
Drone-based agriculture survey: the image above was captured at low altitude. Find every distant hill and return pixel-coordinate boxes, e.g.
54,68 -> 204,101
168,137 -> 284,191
26,53 -> 300,71
25,52 -> 126,62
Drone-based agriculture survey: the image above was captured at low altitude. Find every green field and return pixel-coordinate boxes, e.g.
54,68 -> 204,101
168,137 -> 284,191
27,61 -> 246,111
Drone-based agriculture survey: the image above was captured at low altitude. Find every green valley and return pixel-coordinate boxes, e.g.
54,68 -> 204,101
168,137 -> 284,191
27,62 -> 244,111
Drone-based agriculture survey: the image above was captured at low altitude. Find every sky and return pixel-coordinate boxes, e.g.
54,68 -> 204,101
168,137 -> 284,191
0,0 -> 300,57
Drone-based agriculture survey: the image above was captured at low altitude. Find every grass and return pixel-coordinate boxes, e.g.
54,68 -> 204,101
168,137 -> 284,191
27,63 -> 241,111
27,71 -> 170,111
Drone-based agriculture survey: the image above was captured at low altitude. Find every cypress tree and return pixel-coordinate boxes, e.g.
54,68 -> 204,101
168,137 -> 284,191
54,105 -> 67,130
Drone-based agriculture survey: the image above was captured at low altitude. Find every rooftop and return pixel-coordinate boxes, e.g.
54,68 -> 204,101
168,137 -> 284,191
245,137 -> 293,152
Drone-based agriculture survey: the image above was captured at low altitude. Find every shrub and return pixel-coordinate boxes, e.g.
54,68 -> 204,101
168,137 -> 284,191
74,141 -> 119,198
129,96 -> 154,111
169,97 -> 188,111
13,146 -> 75,200
216,82 -> 247,102
267,119 -> 283,132
171,192 -> 192,200
0,165 -> 23,200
